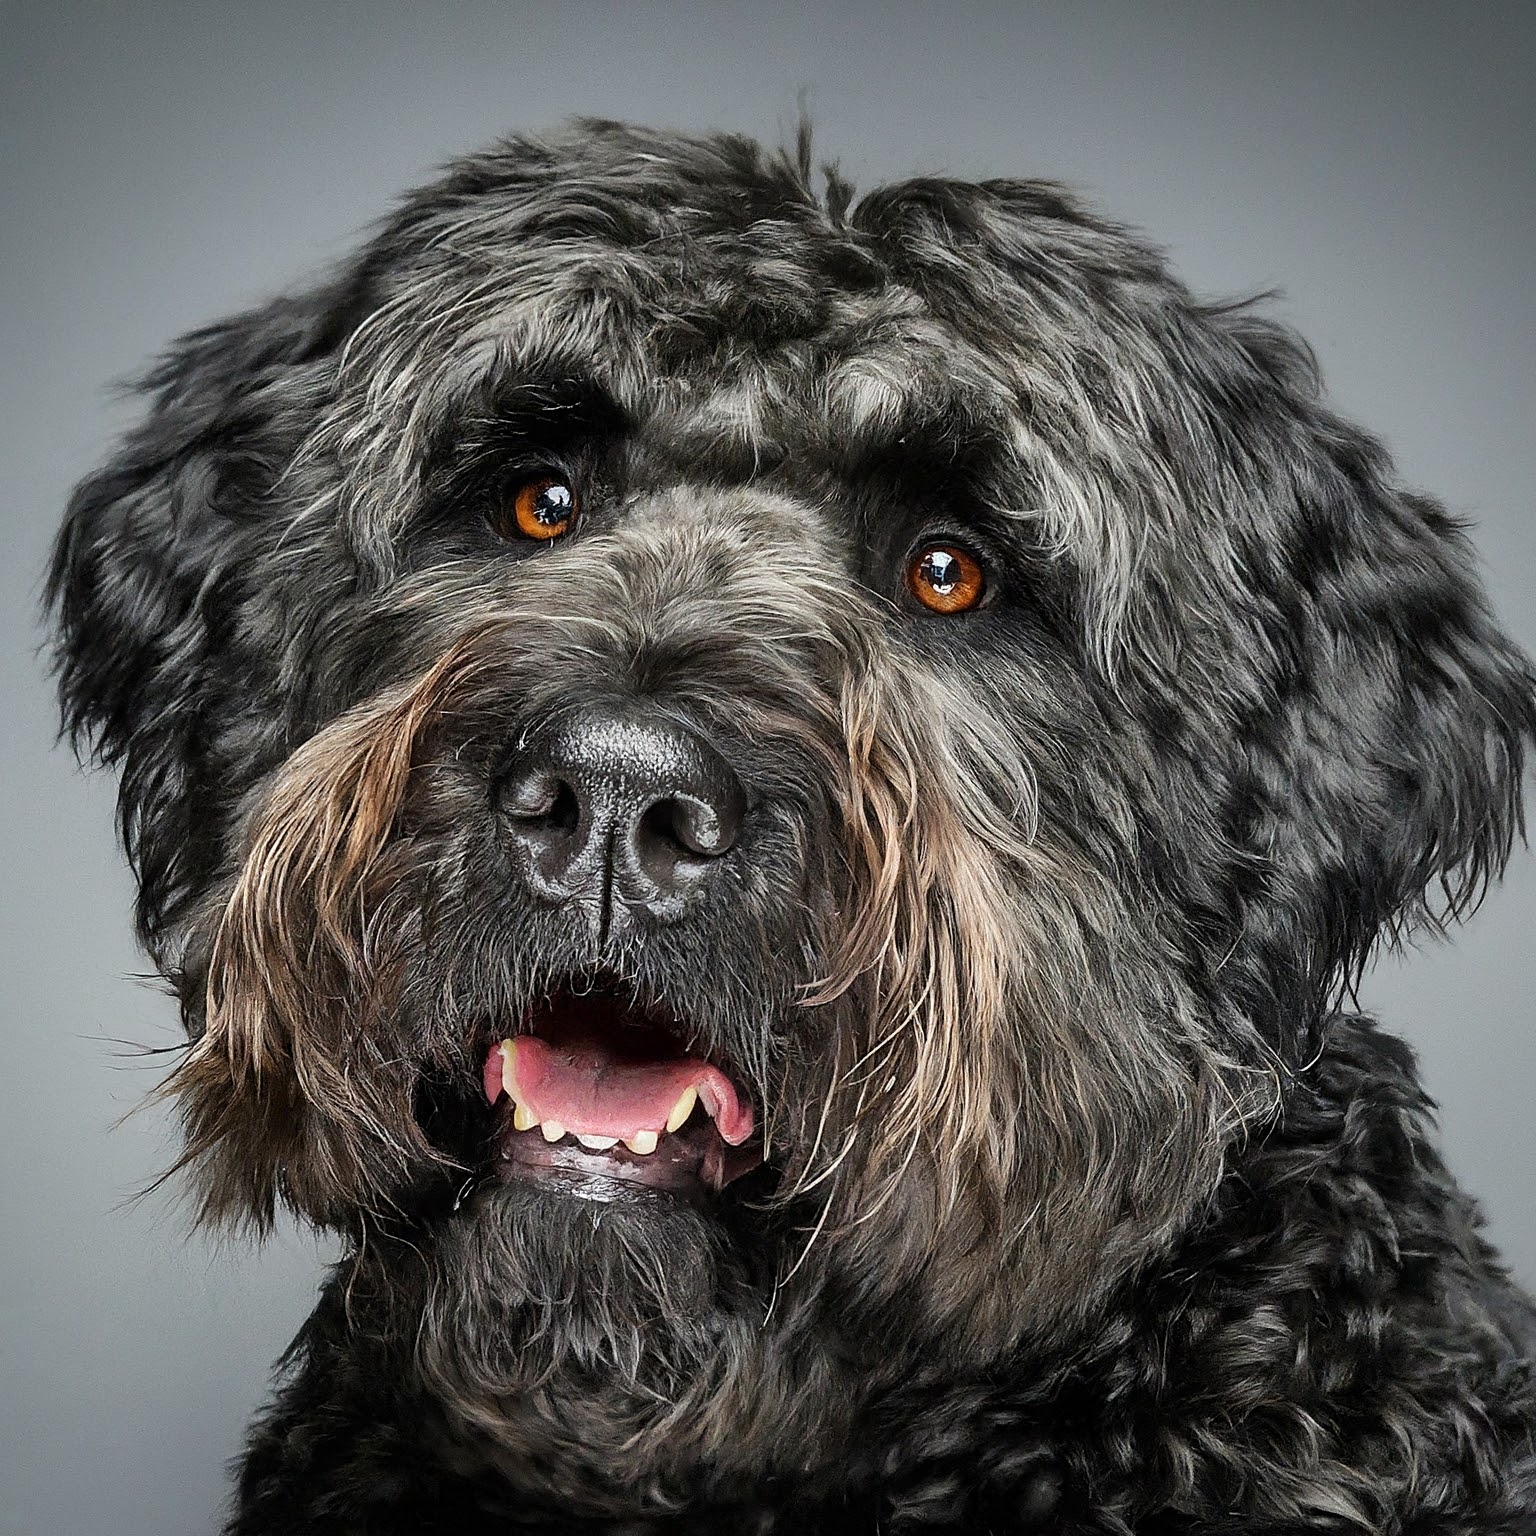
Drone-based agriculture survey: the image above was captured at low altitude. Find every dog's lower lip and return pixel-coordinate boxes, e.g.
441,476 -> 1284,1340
494,1114 -> 765,1201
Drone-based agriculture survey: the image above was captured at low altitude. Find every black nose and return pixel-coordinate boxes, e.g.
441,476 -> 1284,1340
498,711 -> 746,924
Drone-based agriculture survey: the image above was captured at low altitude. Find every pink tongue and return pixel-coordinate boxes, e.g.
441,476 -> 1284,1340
483,1034 -> 754,1145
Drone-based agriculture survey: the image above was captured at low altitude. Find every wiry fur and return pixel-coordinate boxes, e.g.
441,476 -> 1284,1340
48,122 -> 1536,1532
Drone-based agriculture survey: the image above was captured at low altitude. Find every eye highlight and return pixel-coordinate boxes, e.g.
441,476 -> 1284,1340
497,476 -> 580,541
905,542 -> 987,614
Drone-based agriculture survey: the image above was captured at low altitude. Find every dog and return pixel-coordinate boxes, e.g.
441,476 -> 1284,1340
48,121 -> 1536,1532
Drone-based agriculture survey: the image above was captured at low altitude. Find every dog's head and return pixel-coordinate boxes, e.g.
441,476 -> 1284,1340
48,123 -> 1534,1490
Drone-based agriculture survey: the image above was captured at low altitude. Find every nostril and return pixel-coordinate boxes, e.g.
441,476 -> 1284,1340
640,795 -> 729,861
542,781 -> 581,835
501,772 -> 580,834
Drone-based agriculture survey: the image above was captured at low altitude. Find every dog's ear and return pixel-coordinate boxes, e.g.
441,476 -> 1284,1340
47,285 -> 353,962
1196,312 -> 1536,1037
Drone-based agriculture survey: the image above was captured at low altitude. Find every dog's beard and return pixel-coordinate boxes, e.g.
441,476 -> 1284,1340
408,1176 -> 847,1501
422,1180 -> 740,1390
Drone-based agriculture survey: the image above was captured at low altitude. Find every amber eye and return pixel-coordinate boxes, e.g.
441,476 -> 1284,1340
500,476 -> 579,541
905,543 -> 986,614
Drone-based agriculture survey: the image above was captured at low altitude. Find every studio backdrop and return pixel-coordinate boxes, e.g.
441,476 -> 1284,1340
2,5 -> 1531,1534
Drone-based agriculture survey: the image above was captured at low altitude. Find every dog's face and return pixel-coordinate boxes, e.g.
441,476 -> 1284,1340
49,124 -> 1533,1494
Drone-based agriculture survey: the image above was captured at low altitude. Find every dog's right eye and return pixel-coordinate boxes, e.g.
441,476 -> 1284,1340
493,476 -> 580,542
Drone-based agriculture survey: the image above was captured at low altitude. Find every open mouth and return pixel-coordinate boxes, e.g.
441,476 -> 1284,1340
482,982 -> 764,1201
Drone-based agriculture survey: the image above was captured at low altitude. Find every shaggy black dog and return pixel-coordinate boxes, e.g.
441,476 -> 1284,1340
49,122 -> 1536,1533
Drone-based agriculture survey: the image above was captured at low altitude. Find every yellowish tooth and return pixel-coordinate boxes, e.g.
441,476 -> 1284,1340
540,1119 -> 567,1143
512,1101 -> 538,1132
665,1086 -> 697,1134
624,1130 -> 659,1155
500,1039 -> 522,1102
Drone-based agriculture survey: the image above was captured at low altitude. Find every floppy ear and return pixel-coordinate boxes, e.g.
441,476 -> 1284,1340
1202,314 -> 1536,1041
47,286 -> 353,966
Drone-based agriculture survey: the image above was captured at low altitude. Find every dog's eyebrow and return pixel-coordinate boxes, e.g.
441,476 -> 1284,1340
826,391 -> 1021,511
418,369 -> 628,494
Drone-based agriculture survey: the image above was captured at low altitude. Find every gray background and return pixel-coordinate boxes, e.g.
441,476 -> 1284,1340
2,3 -> 1532,1532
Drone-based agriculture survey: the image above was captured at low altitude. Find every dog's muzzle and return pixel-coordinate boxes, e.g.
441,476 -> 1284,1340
484,709 -> 764,1201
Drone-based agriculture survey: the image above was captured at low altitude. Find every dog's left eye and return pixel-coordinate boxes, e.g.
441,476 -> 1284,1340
905,543 -> 987,614
494,476 -> 580,542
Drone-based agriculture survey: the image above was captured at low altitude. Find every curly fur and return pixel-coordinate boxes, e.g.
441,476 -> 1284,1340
48,121 -> 1536,1532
